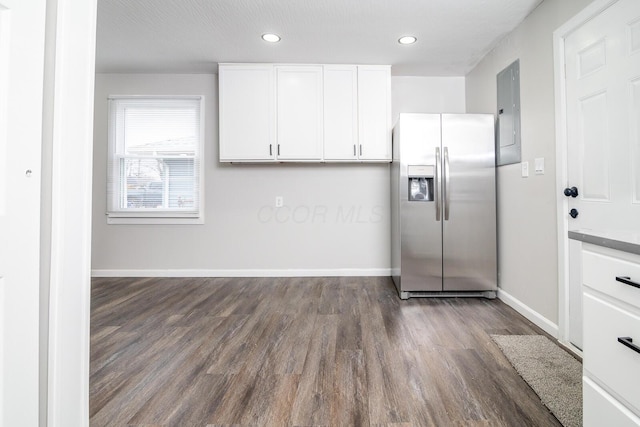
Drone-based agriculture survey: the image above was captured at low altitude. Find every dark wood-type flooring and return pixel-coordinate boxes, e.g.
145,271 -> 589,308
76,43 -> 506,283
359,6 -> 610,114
90,276 -> 566,426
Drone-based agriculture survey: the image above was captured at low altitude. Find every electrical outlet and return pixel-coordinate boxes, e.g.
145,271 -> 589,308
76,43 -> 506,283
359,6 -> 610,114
275,196 -> 283,208
521,161 -> 529,178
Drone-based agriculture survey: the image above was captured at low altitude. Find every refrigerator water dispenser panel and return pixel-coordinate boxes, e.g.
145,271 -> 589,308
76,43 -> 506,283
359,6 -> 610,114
407,165 -> 434,202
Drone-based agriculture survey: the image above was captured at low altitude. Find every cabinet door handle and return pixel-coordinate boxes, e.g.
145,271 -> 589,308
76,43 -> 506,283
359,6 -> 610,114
359,144 -> 362,156
615,276 -> 640,289
269,144 -> 272,156
277,144 -> 280,156
353,144 -> 356,157
618,337 -> 640,355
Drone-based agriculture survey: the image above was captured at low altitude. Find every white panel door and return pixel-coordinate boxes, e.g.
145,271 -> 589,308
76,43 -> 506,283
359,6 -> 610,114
219,64 -> 275,161
276,66 -> 323,160
564,0 -> 640,349
0,0 -> 47,424
357,66 -> 391,161
323,65 -> 358,160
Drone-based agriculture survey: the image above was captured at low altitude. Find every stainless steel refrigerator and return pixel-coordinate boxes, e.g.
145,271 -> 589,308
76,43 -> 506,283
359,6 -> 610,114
390,113 -> 497,299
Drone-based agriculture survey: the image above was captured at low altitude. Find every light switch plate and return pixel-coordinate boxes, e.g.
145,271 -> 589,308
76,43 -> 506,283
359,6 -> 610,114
521,161 -> 529,178
535,157 -> 544,175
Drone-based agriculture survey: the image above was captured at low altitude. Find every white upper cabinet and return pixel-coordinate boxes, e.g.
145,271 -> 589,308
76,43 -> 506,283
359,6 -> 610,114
276,66 -> 323,160
219,64 -> 275,161
323,65 -> 358,160
218,63 -> 391,163
358,65 -> 392,161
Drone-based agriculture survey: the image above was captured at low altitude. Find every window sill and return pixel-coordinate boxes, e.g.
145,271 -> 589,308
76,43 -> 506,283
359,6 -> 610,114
106,214 -> 204,225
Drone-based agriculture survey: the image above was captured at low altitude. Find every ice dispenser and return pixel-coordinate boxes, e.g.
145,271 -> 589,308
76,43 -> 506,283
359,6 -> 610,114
407,165 -> 434,202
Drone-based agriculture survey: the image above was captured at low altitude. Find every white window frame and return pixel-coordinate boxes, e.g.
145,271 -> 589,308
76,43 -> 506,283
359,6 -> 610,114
106,95 -> 205,225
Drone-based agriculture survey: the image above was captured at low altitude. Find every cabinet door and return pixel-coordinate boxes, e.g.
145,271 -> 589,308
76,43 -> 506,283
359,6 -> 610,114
323,65 -> 358,160
358,65 -> 391,161
276,66 -> 323,160
219,64 -> 275,161
584,377 -> 640,427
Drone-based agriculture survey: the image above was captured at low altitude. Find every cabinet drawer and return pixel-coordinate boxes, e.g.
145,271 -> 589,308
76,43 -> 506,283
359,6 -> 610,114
584,376 -> 640,426
584,293 -> 640,412
583,248 -> 640,310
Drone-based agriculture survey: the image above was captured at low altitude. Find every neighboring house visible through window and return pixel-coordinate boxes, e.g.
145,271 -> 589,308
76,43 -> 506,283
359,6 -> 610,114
106,96 -> 204,224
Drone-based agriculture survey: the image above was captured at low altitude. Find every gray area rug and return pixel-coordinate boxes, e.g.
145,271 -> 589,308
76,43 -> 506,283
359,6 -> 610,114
491,335 -> 582,427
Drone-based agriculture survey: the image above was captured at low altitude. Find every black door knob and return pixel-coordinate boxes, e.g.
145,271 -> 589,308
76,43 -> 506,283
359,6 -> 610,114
564,186 -> 579,198
569,208 -> 579,218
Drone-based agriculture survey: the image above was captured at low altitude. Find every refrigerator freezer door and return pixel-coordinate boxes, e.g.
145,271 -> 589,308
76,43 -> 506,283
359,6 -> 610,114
441,114 -> 497,291
398,114 -> 443,291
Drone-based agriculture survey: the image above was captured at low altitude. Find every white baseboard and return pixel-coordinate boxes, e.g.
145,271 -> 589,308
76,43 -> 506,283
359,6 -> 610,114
497,288 -> 559,338
558,340 -> 583,359
91,268 -> 392,278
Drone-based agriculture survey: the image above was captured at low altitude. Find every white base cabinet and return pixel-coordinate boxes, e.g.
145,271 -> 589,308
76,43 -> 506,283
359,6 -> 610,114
584,377 -> 640,427
219,63 -> 391,163
581,243 -> 640,424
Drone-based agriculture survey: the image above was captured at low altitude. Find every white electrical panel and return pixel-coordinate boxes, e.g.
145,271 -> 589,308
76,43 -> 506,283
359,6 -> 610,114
497,60 -> 521,166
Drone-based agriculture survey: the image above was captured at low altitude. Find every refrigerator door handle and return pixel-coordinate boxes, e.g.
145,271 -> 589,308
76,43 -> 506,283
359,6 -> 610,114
435,147 -> 441,221
444,146 -> 450,221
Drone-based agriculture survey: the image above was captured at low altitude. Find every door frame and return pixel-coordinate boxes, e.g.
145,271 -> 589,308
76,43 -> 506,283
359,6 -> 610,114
553,0 -> 619,354
43,0 -> 97,425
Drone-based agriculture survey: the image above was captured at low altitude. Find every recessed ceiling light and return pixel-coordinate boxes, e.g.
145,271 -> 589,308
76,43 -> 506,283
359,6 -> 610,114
262,33 -> 281,43
398,36 -> 417,45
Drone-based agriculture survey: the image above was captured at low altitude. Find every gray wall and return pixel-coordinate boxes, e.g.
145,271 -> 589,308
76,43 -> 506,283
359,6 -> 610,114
392,76 -> 466,122
465,0 -> 592,324
91,74 -> 465,274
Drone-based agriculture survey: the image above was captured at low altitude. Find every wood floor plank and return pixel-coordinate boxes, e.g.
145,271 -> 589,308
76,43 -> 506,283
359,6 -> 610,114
449,348 -> 558,427
236,373 -> 300,426
359,296 -> 411,424
124,317 -> 245,425
205,310 -> 278,376
289,314 -> 339,426
206,311 -> 309,424
129,373 -> 231,426
398,349 -> 452,426
420,346 -> 486,424
256,312 -> 316,376
90,276 -> 567,427
91,327 -> 193,424
330,349 -> 370,426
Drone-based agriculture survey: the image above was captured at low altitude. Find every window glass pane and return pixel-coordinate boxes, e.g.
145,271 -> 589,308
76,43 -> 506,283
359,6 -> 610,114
120,157 -> 196,210
122,102 -> 197,155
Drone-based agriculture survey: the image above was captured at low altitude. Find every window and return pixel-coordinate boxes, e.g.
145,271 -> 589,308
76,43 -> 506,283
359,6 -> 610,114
107,96 -> 204,224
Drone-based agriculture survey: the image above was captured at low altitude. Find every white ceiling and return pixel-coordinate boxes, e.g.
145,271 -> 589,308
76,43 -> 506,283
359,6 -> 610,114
96,0 -> 543,76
